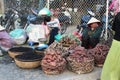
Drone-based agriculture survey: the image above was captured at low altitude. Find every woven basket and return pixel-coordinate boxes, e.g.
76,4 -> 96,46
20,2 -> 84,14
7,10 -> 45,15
42,64 -> 66,75
14,58 -> 41,69
94,55 -> 106,67
67,58 -> 94,74
8,51 -> 23,59
62,44 -> 71,47
35,50 -> 45,56
43,70 -> 64,75
14,52 -> 42,69
8,47 -> 33,58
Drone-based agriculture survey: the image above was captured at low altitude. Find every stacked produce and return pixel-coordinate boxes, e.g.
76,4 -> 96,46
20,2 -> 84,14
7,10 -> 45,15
87,43 -> 109,67
99,31 -> 113,47
68,43 -> 78,51
46,41 -> 69,57
60,37 -> 75,47
59,33 -> 81,47
15,52 -> 43,61
67,46 -> 94,74
41,48 -> 66,75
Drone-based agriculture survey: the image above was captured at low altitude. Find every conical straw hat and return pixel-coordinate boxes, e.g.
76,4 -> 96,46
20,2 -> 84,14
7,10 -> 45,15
87,17 -> 100,25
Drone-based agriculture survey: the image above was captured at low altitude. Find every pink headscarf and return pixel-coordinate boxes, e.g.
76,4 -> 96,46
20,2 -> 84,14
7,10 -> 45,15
109,0 -> 119,15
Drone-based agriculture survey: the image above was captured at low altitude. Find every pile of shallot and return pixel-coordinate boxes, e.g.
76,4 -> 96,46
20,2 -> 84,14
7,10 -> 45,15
66,46 -> 94,74
67,46 -> 93,62
41,49 -> 66,75
46,41 -> 69,57
87,43 -> 109,66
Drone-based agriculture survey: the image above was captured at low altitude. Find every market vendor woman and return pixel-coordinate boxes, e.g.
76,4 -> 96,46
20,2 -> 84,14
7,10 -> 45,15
81,17 -> 102,49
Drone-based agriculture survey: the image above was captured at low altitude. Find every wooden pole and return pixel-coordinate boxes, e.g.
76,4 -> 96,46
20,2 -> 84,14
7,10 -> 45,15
0,0 -> 4,14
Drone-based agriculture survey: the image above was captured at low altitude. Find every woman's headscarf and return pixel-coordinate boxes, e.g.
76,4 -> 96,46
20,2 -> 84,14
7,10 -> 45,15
109,0 -> 119,15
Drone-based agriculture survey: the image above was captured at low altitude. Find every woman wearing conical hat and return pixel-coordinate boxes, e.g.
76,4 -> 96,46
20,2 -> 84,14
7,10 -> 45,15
81,17 -> 102,49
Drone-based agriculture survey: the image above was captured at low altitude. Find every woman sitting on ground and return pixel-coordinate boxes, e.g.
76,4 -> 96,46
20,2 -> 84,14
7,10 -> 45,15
81,17 -> 102,49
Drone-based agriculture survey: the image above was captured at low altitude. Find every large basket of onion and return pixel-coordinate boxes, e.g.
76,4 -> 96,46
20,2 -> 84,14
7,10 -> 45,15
41,49 -> 66,75
67,46 -> 94,74
87,43 -> 109,67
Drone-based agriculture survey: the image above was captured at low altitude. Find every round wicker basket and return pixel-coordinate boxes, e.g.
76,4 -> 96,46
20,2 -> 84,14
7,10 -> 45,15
8,47 -> 33,58
14,53 -> 42,69
14,59 -> 41,69
35,50 -> 44,56
34,46 -> 46,56
67,58 -> 94,74
43,70 -> 64,75
62,44 -> 71,47
42,64 -> 66,75
8,51 -> 23,59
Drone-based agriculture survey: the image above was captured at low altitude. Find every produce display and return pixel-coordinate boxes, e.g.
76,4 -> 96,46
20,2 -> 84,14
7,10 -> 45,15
41,49 -> 66,75
59,37 -> 75,47
99,31 -> 113,47
67,46 -> 94,74
9,47 -> 33,52
67,47 -> 88,62
8,47 -> 34,58
46,41 -> 69,57
68,43 -> 78,51
59,33 -> 81,47
14,52 -> 43,69
34,47 -> 47,56
15,52 -> 43,61
87,43 -> 109,67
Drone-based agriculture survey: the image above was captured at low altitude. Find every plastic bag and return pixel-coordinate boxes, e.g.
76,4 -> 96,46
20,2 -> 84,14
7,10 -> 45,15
55,33 -> 62,41
26,24 -> 46,43
9,29 -> 27,45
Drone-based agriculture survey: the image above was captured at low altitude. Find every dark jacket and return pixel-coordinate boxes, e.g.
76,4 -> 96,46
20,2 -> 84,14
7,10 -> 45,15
82,26 -> 102,38
112,12 -> 120,41
82,26 -> 102,49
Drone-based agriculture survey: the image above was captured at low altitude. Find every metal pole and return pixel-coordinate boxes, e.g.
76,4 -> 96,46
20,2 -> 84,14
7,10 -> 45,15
47,0 -> 50,9
105,0 -> 109,40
